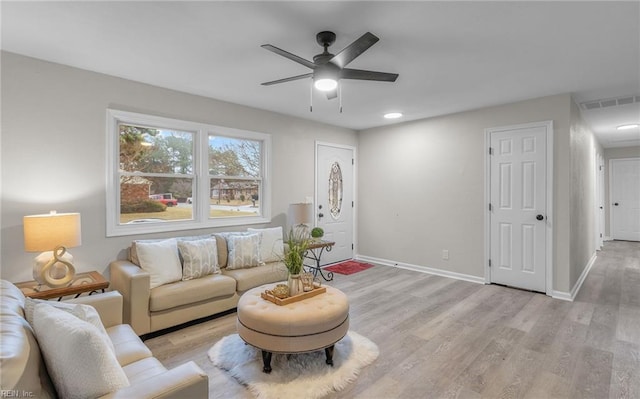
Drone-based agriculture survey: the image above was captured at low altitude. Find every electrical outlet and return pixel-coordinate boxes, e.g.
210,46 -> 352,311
442,250 -> 449,260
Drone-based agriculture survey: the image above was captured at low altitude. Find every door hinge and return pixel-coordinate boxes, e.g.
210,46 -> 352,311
352,201 -> 354,207
352,243 -> 354,250
489,203 -> 493,211
352,158 -> 354,165
489,147 -> 494,155
488,259 -> 492,267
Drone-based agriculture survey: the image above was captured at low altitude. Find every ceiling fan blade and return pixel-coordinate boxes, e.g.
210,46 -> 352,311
261,44 -> 316,70
326,89 -> 338,100
341,68 -> 399,82
261,73 -> 313,86
330,32 -> 379,69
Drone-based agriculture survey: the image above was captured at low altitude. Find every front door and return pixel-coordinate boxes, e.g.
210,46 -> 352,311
611,158 -> 640,241
487,122 -> 551,293
315,143 -> 354,265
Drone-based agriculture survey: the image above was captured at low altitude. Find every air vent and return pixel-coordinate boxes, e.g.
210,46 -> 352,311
580,95 -> 640,110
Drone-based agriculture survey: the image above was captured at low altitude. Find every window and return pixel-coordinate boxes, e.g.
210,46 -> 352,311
107,110 -> 271,236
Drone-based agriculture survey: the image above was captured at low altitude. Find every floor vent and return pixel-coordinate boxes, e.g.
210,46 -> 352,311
580,95 -> 640,110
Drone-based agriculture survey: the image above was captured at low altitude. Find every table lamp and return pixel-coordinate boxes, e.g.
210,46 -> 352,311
289,203 -> 312,238
23,211 -> 82,290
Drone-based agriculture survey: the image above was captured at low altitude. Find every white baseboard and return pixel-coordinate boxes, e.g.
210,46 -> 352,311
355,255 -> 486,285
604,236 -> 612,241
551,252 -> 597,302
551,290 -> 573,301
358,252 -> 597,302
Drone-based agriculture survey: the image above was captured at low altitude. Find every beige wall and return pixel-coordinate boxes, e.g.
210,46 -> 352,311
569,99 -> 603,289
1,52 -> 357,282
357,93 -> 575,292
604,146 -> 640,237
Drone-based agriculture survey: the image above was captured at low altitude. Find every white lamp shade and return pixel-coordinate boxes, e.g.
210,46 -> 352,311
289,203 -> 312,225
24,212 -> 82,252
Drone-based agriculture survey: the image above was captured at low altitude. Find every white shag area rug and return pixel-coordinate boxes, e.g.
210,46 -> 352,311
208,331 -> 379,399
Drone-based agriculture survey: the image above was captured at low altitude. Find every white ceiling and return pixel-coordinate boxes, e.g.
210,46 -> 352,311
2,1 -> 639,147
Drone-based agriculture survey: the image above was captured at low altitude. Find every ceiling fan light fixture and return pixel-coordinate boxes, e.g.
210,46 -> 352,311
617,124 -> 639,130
314,78 -> 338,92
384,112 -> 403,119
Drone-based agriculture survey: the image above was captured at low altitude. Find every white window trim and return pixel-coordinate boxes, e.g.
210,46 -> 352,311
106,109 -> 272,237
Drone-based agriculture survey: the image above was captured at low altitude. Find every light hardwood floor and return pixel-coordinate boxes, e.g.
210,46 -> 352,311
145,240 -> 640,398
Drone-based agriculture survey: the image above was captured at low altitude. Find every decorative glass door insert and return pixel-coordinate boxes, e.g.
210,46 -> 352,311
328,162 -> 343,220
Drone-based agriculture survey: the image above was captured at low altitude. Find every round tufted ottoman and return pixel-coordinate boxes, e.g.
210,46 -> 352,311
236,283 -> 349,373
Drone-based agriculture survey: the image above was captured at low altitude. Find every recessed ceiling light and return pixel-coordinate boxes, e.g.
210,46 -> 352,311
384,112 -> 403,119
617,124 -> 639,130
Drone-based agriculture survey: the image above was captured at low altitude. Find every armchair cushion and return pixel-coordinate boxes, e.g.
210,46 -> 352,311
32,303 -> 130,399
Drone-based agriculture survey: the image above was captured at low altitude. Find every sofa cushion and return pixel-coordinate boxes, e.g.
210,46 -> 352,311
122,357 -> 168,384
136,238 -> 183,289
248,226 -> 284,263
222,262 -> 288,292
0,280 -> 26,317
24,298 -> 115,353
178,238 -> 220,280
0,315 -> 56,399
226,233 -> 261,270
149,274 -> 237,312
107,324 -> 153,366
33,303 -> 129,399
0,281 -> 55,398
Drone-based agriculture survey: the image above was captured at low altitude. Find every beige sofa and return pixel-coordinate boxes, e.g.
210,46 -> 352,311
0,280 -> 208,399
110,232 -> 288,336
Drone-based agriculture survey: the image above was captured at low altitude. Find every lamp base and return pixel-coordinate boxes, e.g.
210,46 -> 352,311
33,246 -> 76,288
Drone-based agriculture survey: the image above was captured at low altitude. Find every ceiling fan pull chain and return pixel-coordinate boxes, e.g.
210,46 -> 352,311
309,79 -> 313,112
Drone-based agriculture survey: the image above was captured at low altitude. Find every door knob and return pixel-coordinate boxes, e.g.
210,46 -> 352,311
536,214 -> 544,221
614,203 -> 619,206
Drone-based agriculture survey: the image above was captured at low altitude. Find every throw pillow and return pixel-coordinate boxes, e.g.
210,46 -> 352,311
24,298 -> 115,353
226,233 -> 261,270
178,238 -> 220,280
247,226 -> 284,263
135,238 -> 182,289
32,303 -> 129,399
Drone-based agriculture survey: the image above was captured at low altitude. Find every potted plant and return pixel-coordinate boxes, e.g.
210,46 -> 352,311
310,227 -> 324,241
283,228 -> 310,296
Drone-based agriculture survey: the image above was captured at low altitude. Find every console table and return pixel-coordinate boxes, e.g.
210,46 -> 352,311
304,240 -> 335,281
15,271 -> 109,301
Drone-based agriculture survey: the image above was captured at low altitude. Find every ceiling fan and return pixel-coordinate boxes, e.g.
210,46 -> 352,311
261,31 -> 399,101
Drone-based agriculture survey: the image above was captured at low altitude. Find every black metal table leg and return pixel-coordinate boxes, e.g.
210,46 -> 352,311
304,244 -> 334,281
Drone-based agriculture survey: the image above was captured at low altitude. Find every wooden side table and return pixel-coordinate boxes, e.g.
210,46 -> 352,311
15,271 -> 109,301
304,240 -> 335,281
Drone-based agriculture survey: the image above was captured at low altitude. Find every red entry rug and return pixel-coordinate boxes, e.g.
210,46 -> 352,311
324,261 -> 374,275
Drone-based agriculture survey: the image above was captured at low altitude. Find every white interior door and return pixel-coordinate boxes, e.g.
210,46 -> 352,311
315,143 -> 354,265
488,123 -> 550,293
611,158 -> 640,241
596,154 -> 605,249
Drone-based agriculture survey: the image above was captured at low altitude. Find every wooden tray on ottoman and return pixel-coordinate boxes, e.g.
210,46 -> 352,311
261,286 -> 326,306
